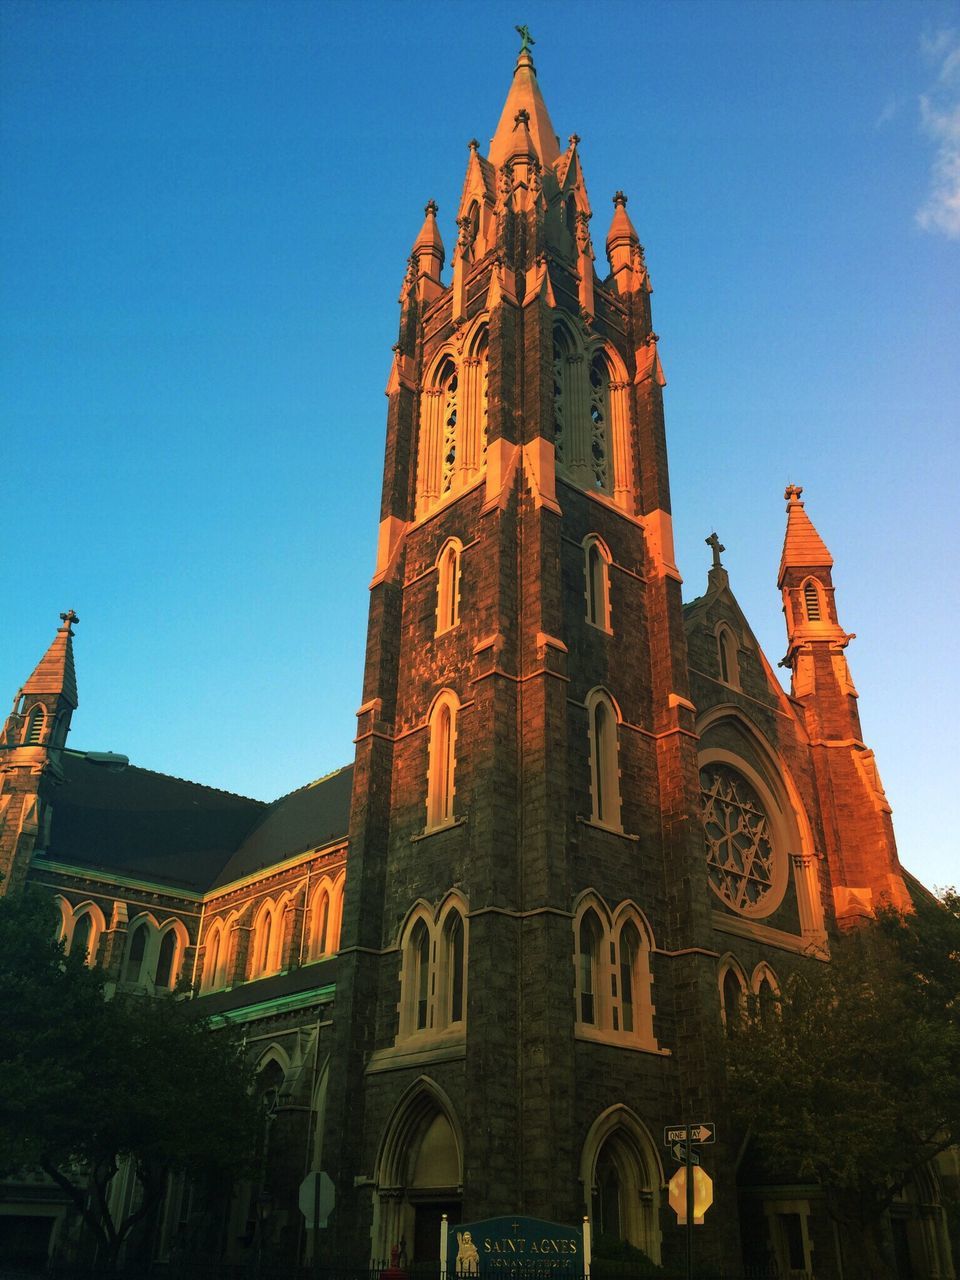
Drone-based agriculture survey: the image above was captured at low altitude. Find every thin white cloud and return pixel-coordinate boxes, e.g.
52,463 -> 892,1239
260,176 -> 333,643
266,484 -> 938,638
916,28 -> 960,239
876,96 -> 900,128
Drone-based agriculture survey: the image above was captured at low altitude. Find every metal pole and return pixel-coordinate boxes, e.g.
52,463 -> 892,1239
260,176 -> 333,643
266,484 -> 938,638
582,1215 -> 591,1280
440,1212 -> 449,1280
685,1122 -> 693,1280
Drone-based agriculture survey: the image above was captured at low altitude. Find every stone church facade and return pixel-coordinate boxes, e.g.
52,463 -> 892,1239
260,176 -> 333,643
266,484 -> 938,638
1,36 -> 955,1280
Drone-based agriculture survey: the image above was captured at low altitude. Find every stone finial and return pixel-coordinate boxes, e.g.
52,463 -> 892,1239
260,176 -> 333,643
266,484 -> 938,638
785,484 -> 804,505
568,133 -> 581,148
705,532 -> 725,570
424,199 -> 438,218
468,138 -> 479,152
59,610 -> 79,632
613,190 -> 627,207
514,108 -> 530,129
515,23 -> 535,54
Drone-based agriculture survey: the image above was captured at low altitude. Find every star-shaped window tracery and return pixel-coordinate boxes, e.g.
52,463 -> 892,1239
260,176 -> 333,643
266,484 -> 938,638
700,765 -> 777,915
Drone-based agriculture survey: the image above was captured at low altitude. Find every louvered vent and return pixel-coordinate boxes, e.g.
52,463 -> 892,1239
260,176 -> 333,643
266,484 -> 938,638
804,580 -> 821,622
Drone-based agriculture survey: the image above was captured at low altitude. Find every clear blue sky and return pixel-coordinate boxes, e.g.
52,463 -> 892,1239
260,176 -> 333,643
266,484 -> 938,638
2,1 -> 957,890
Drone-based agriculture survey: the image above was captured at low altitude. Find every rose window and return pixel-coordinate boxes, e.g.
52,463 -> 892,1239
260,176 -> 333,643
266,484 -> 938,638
700,764 -> 780,916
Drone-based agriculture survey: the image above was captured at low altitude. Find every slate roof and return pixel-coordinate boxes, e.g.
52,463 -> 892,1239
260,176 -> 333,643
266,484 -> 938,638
208,766 -> 353,891
44,750 -> 267,891
41,752 -> 353,894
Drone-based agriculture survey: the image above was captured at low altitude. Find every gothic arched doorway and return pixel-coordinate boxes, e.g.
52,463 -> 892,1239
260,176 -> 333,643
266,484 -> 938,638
374,1079 -> 463,1266
580,1106 -> 662,1265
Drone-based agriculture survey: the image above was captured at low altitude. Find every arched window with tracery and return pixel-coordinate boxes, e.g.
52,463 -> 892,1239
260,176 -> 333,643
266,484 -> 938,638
251,903 -> 282,979
584,536 -> 612,631
426,692 -> 458,830
587,689 -> 621,830
588,353 -> 611,491
436,539 -> 462,635
397,896 -> 469,1044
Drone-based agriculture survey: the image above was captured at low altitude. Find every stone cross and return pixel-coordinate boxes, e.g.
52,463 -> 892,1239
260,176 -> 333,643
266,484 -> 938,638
784,483 -> 803,503
705,532 -> 725,570
60,609 -> 80,630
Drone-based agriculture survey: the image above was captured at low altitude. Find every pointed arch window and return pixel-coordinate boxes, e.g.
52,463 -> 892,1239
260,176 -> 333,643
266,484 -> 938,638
307,876 -> 343,961
416,328 -> 489,518
588,353 -> 611,491
24,706 -> 44,746
397,896 -> 469,1043
716,624 -> 740,689
574,899 -> 658,1049
587,689 -> 622,830
155,929 -> 179,989
577,910 -> 603,1026
720,962 -> 747,1029
426,692 -> 459,831
441,908 -> 465,1027
71,912 -> 95,965
436,539 -> 462,635
584,536 -> 612,631
413,919 -> 432,1031
202,925 -> 223,993
124,922 -> 149,985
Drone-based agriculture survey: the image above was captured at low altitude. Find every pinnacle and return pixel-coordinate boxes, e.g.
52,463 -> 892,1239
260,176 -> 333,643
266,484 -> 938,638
778,485 -> 834,585
412,200 -> 445,264
21,611 -> 79,708
606,190 -> 640,250
488,35 -> 561,169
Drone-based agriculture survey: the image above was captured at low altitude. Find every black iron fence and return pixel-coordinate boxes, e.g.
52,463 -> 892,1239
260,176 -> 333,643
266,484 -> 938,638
0,1266 -> 809,1280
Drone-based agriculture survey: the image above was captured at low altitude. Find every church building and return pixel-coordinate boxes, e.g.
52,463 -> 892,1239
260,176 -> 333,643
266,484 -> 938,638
1,33 -> 954,1280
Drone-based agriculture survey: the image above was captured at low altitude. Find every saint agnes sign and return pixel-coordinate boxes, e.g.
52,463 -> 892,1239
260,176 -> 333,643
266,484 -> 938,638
444,1217 -> 585,1278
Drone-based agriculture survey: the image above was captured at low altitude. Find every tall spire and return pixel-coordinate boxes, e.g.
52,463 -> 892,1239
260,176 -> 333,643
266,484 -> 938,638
778,484 -> 833,587
488,30 -> 561,169
22,610 -> 79,709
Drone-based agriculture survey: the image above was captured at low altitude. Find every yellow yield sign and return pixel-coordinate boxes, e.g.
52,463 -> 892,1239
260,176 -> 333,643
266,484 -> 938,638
667,1166 -> 714,1225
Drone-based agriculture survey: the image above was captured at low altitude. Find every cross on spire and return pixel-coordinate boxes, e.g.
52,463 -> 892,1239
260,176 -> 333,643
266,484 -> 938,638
705,532 -> 725,570
515,24 -> 535,54
59,609 -> 79,632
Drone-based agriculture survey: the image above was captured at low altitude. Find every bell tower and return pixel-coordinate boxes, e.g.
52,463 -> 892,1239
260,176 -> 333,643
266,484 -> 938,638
0,610 -> 79,895
323,33 -> 724,1267
778,486 -> 910,922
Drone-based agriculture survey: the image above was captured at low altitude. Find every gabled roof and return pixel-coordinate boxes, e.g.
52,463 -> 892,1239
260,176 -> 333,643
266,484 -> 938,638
208,765 -> 353,891
44,751 -> 266,891
40,753 -> 355,895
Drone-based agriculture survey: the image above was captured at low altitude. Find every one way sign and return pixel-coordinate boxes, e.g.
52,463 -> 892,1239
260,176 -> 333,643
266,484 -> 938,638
664,1123 -> 716,1145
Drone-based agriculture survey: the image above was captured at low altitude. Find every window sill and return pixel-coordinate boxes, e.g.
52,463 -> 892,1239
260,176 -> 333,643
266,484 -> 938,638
576,815 -> 639,841
366,1030 -> 467,1074
412,816 -> 468,842
575,1024 -> 670,1056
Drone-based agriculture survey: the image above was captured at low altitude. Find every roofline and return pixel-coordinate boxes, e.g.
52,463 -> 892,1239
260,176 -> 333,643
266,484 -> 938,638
30,859 -> 205,903
205,836 -> 348,900
206,981 -> 336,1027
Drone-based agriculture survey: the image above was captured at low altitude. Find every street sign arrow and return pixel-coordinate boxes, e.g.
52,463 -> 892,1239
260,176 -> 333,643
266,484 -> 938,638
672,1142 -> 700,1165
664,1123 -> 716,1145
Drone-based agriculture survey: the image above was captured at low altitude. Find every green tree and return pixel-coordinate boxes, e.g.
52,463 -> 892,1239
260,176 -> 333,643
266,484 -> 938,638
0,888 -> 260,1270
725,889 -> 960,1280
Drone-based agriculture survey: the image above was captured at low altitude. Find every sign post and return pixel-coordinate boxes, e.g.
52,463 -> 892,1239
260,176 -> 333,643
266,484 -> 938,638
662,1121 -> 716,1280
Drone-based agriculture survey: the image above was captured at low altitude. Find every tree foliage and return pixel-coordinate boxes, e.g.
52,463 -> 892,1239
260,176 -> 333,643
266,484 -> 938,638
725,889 -> 960,1277
0,888 -> 260,1268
